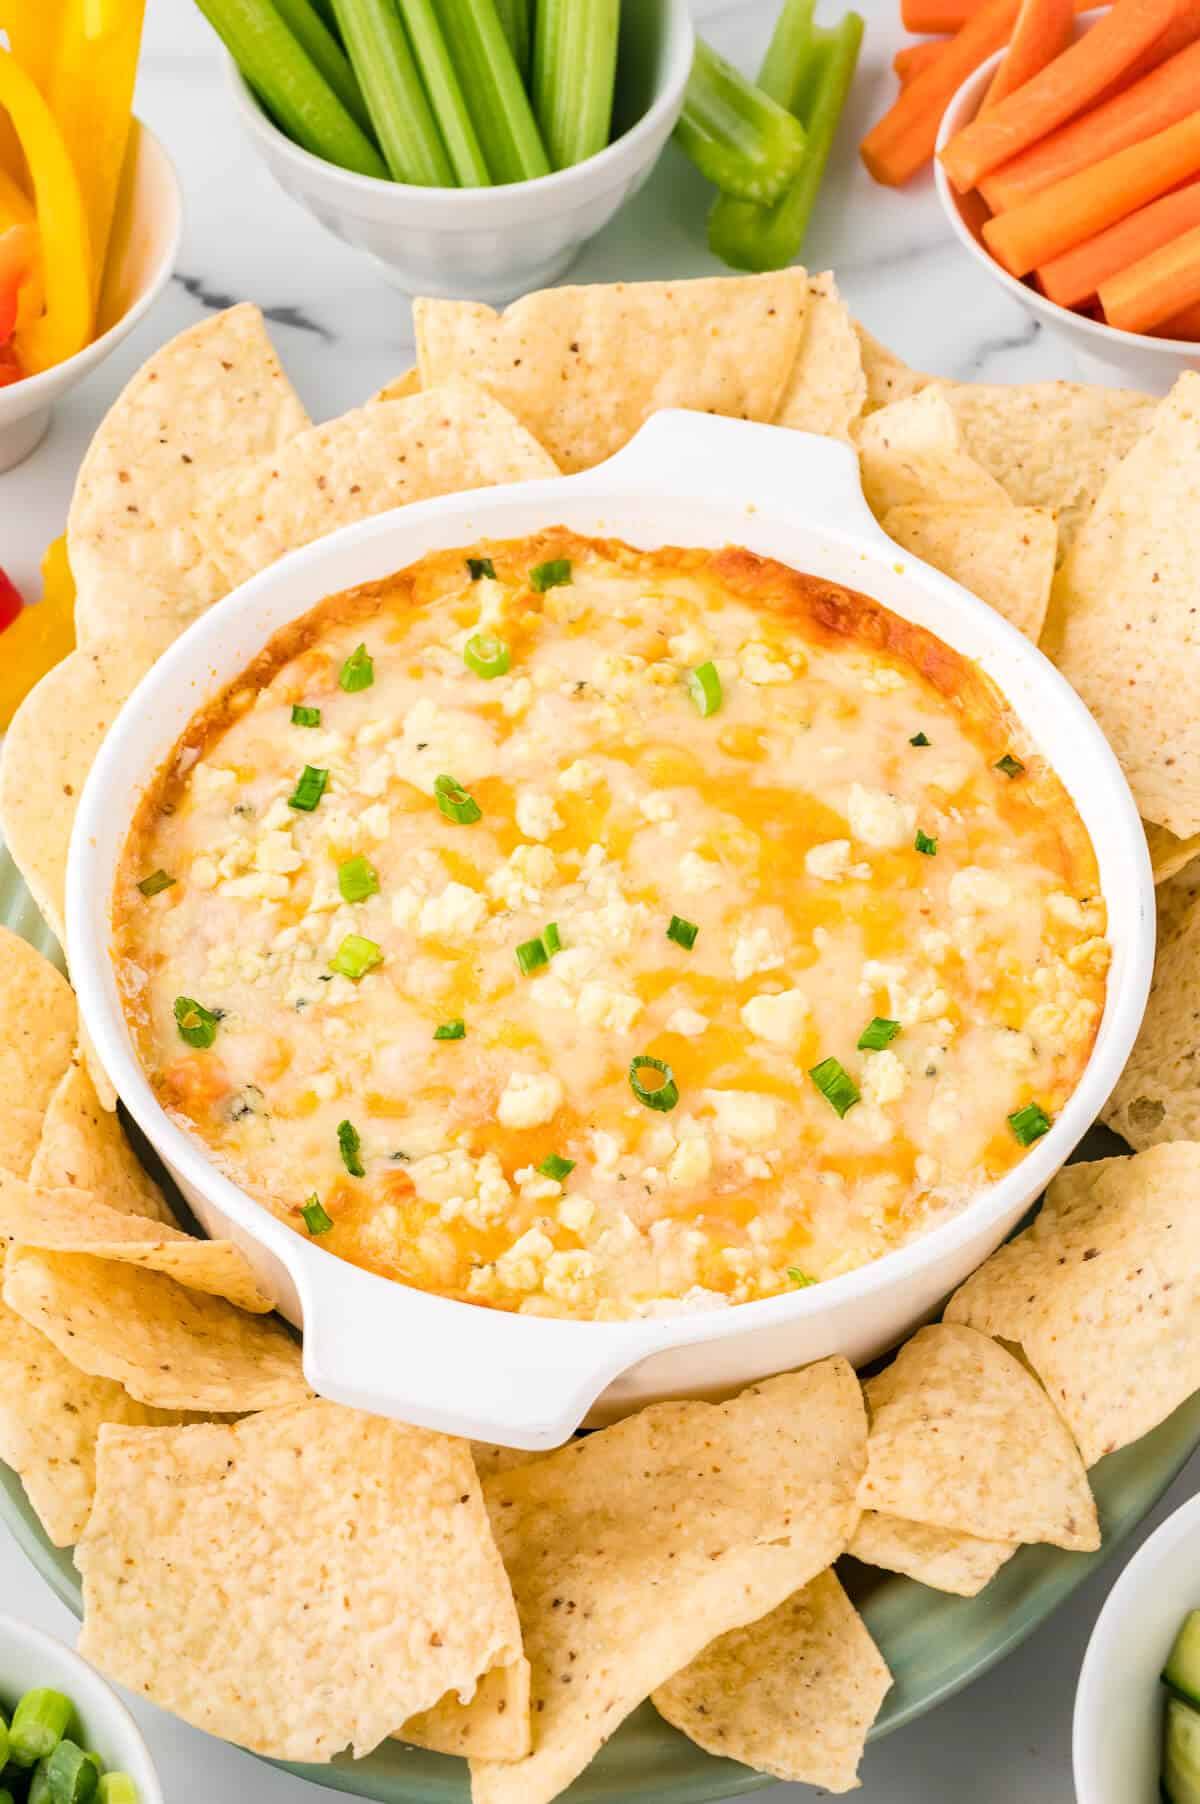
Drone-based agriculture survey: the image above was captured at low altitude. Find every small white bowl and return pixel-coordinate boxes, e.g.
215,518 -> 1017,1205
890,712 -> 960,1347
0,119 -> 182,474
934,14 -> 1200,394
0,1611 -> 164,1802
226,0 -> 694,304
1074,1489 -> 1200,1804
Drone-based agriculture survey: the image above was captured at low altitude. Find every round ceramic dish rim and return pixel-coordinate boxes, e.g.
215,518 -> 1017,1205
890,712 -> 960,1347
223,0 -> 695,226
66,412 -> 1154,1444
0,120 -> 182,411
933,12 -> 1200,360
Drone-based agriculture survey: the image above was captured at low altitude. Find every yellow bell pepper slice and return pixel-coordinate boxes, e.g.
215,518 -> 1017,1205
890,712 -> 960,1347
49,0 -> 145,306
0,49 -> 91,374
0,1 -> 68,95
0,537 -> 76,733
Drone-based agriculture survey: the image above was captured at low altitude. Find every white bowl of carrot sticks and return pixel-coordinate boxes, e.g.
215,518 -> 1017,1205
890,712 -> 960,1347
932,0 -> 1200,392
208,0 -> 694,305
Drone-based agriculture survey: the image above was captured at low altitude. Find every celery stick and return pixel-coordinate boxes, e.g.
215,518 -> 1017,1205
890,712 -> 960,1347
532,0 -> 620,170
758,0 -> 817,109
331,0 -> 455,185
193,0 -> 388,177
395,0 -> 490,185
709,12 -> 863,272
436,0 -> 550,185
493,0 -> 532,80
675,38 -> 807,205
270,0 -> 375,138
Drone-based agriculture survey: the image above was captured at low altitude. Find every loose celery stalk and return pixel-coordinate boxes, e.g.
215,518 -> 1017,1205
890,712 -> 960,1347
757,0 -> 817,110
675,37 -> 807,205
532,0 -> 620,170
436,0 -> 550,185
710,12 -> 864,271
395,0 -> 490,185
330,0 -> 455,185
493,0 -> 532,81
270,0 -> 375,138
193,0 -> 388,178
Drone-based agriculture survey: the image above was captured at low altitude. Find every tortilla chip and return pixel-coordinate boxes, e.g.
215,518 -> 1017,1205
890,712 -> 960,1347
471,1441 -> 549,1480
69,304 -> 309,658
469,1360 -> 866,1804
0,1171 -> 272,1313
855,387 -> 1012,516
30,1056 -> 175,1223
1145,821 -> 1200,886
193,386 -> 560,588
414,272 -> 810,474
402,1658 -> 532,1761
0,1245 -> 199,1546
881,503 -> 1057,641
372,366 -> 421,403
774,272 -> 867,441
860,1324 -> 1098,1550
77,1402 -> 522,1762
946,1144 -> 1200,1464
848,1512 -> 1015,1596
943,380 -> 1156,558
1053,372 -> 1200,836
1157,856 -> 1200,936
2,1248 -> 308,1412
0,927 -> 77,1179
1104,890 -> 1200,1148
652,1569 -> 891,1793
855,324 -> 933,411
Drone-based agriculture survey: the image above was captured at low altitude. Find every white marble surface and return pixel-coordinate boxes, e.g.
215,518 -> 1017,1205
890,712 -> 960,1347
0,1 -> 1190,1799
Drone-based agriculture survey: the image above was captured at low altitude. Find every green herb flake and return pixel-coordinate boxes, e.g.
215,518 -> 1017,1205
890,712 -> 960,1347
301,1194 -> 333,1236
464,632 -> 511,680
516,936 -> 548,976
786,1267 -> 815,1287
529,558 -> 572,592
339,643 -> 374,692
1008,1101 -> 1052,1146
434,1019 -> 466,1041
858,1017 -> 901,1051
329,933 -> 383,981
537,1152 -> 575,1182
291,704 -> 321,728
995,753 -> 1026,778
915,829 -> 938,856
137,869 -> 175,897
808,1056 -> 860,1118
173,996 -> 219,1049
434,773 -> 482,825
909,732 -> 930,747
288,764 -> 329,812
337,1118 -> 365,1177
666,914 -> 699,950
543,921 -> 562,955
337,855 -> 380,904
467,556 -> 496,581
629,1055 -> 679,1112
687,660 -> 722,718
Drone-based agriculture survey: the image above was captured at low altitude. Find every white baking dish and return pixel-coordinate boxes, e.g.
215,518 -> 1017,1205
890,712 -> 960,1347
67,412 -> 1154,1448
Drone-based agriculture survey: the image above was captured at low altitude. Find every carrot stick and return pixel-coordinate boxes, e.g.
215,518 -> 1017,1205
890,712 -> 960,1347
940,0 -> 1185,192
861,0 -> 1021,185
985,0 -> 1076,103
1037,178 -> 1200,304
894,39 -> 949,82
982,108 -> 1200,275
1098,219 -> 1200,329
1156,296 -> 1200,335
901,0 -> 982,31
981,35 -> 1200,209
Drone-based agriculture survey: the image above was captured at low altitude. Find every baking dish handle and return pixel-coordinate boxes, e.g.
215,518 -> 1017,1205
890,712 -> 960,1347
296,1255 -> 661,1450
577,408 -> 884,542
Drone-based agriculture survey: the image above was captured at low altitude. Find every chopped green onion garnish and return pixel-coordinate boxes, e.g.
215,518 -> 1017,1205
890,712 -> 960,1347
915,829 -> 937,856
537,1152 -> 575,1181
288,764 -> 329,812
809,1056 -> 860,1117
464,632 -> 511,679
337,855 -> 380,903
1008,1102 -> 1051,1146
687,660 -> 723,717
434,773 -> 482,825
543,921 -> 562,955
529,558 -> 572,591
909,732 -> 930,747
137,869 -> 175,897
329,933 -> 383,980
630,1055 -> 679,1112
8,1690 -> 73,1767
98,1776 -> 140,1804
667,914 -> 699,950
786,1267 -> 815,1287
302,1194 -> 333,1236
995,753 -> 1026,778
434,1019 -> 466,1040
516,936 -> 548,975
338,1118 -> 365,1177
339,643 -> 374,692
174,996 -> 219,1049
291,704 -> 321,727
43,1740 -> 96,1804
467,556 -> 496,581
858,1017 -> 901,1051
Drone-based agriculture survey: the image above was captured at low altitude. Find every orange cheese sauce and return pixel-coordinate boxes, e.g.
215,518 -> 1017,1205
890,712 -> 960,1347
114,534 -> 1108,1321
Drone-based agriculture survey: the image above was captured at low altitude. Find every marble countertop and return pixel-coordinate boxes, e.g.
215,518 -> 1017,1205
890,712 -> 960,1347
1,1 -> 1190,1798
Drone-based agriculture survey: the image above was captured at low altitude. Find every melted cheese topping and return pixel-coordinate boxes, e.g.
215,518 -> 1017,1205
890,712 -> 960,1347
115,533 -> 1109,1321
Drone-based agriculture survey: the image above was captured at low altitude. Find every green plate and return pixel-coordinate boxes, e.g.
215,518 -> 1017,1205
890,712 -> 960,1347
2,844 -> 1197,1802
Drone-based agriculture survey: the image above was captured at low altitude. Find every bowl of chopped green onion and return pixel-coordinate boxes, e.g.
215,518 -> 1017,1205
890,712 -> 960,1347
203,0 -> 694,303
0,1614 -> 163,1804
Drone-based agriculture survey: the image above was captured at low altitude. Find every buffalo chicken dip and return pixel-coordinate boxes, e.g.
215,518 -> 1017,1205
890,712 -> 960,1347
114,533 -> 1108,1320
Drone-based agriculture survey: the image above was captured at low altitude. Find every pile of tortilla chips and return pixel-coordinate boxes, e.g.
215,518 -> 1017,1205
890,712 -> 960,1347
4,268 -> 1200,1798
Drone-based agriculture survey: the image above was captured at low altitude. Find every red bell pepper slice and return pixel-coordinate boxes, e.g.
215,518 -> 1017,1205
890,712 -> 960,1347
0,225 -> 37,345
0,565 -> 25,634
0,342 -> 23,386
